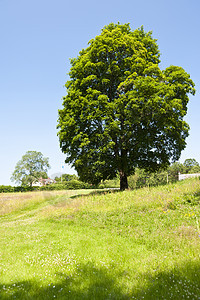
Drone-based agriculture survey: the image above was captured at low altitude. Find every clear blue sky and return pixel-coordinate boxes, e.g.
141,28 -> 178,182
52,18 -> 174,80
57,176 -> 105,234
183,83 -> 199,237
0,0 -> 199,185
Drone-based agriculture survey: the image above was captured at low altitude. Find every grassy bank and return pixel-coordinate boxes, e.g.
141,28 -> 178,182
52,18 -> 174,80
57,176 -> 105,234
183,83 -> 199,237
0,180 -> 200,299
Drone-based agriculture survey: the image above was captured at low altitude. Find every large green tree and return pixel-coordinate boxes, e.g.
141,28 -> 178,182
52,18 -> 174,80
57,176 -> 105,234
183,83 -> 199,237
183,158 -> 200,174
57,23 -> 195,190
11,151 -> 50,186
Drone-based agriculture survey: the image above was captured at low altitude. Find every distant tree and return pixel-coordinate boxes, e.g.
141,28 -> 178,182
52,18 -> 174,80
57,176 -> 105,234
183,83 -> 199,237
168,162 -> 185,181
128,168 -> 169,189
183,158 -> 200,173
55,173 -> 78,182
57,23 -> 195,190
189,165 -> 200,174
62,174 -> 78,181
11,151 -> 50,186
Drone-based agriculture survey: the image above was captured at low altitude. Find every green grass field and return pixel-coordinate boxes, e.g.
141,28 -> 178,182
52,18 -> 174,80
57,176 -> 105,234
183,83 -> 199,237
0,180 -> 200,299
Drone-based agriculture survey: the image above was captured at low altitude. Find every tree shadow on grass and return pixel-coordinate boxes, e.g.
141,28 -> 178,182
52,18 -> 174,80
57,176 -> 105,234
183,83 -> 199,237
70,188 -> 121,200
133,260 -> 200,300
1,260 -> 200,299
0,262 -> 126,300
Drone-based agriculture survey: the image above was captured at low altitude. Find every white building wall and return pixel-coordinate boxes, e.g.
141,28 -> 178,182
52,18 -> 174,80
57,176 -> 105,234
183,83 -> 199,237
178,173 -> 200,180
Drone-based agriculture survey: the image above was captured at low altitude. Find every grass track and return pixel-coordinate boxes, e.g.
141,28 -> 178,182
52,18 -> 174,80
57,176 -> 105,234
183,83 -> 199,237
0,181 -> 200,299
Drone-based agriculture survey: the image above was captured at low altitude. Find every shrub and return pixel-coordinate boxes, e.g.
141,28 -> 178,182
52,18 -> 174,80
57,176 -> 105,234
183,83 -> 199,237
0,185 -> 14,193
128,169 -> 169,189
98,177 -> 120,189
0,185 -> 39,193
39,180 -> 92,191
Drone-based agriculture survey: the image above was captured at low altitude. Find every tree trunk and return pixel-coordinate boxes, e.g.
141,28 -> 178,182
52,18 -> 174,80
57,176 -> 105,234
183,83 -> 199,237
120,171 -> 128,191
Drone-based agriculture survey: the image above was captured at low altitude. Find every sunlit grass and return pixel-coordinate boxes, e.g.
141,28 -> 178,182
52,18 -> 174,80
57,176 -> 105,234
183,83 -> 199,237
0,180 -> 200,299
0,189 -> 94,217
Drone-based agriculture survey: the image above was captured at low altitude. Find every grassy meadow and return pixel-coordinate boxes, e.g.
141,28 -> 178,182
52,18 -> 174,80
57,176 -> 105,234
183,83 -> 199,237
0,180 -> 200,299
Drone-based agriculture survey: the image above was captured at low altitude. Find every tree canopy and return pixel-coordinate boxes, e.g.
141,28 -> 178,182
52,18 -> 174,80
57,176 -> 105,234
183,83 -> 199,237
183,158 -> 200,174
11,151 -> 50,186
57,23 -> 195,190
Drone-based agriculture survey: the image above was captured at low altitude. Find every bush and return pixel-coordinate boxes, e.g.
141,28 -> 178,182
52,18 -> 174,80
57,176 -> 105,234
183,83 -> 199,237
40,180 -> 92,191
14,186 -> 38,192
0,180 -> 93,193
128,169 -> 169,189
0,185 -> 14,193
0,185 -> 39,193
98,178 -> 120,189
64,180 -> 91,189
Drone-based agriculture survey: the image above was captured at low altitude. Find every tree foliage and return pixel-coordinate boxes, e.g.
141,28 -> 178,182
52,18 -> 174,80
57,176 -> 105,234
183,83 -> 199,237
54,173 -> 78,183
11,151 -> 50,186
167,162 -> 184,181
57,23 -> 195,190
183,158 -> 200,173
128,158 -> 200,189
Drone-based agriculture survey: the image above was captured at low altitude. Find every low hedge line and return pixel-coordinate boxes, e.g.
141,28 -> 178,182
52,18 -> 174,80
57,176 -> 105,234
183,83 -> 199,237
0,185 -> 38,193
40,180 -> 93,190
0,180 -> 95,193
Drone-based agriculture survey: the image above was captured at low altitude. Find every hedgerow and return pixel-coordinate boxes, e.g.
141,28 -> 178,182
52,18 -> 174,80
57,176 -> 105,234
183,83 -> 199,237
0,180 -> 93,193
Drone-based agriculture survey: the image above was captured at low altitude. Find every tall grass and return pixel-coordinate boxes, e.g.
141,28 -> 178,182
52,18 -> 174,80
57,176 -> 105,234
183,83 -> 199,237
0,180 -> 199,299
